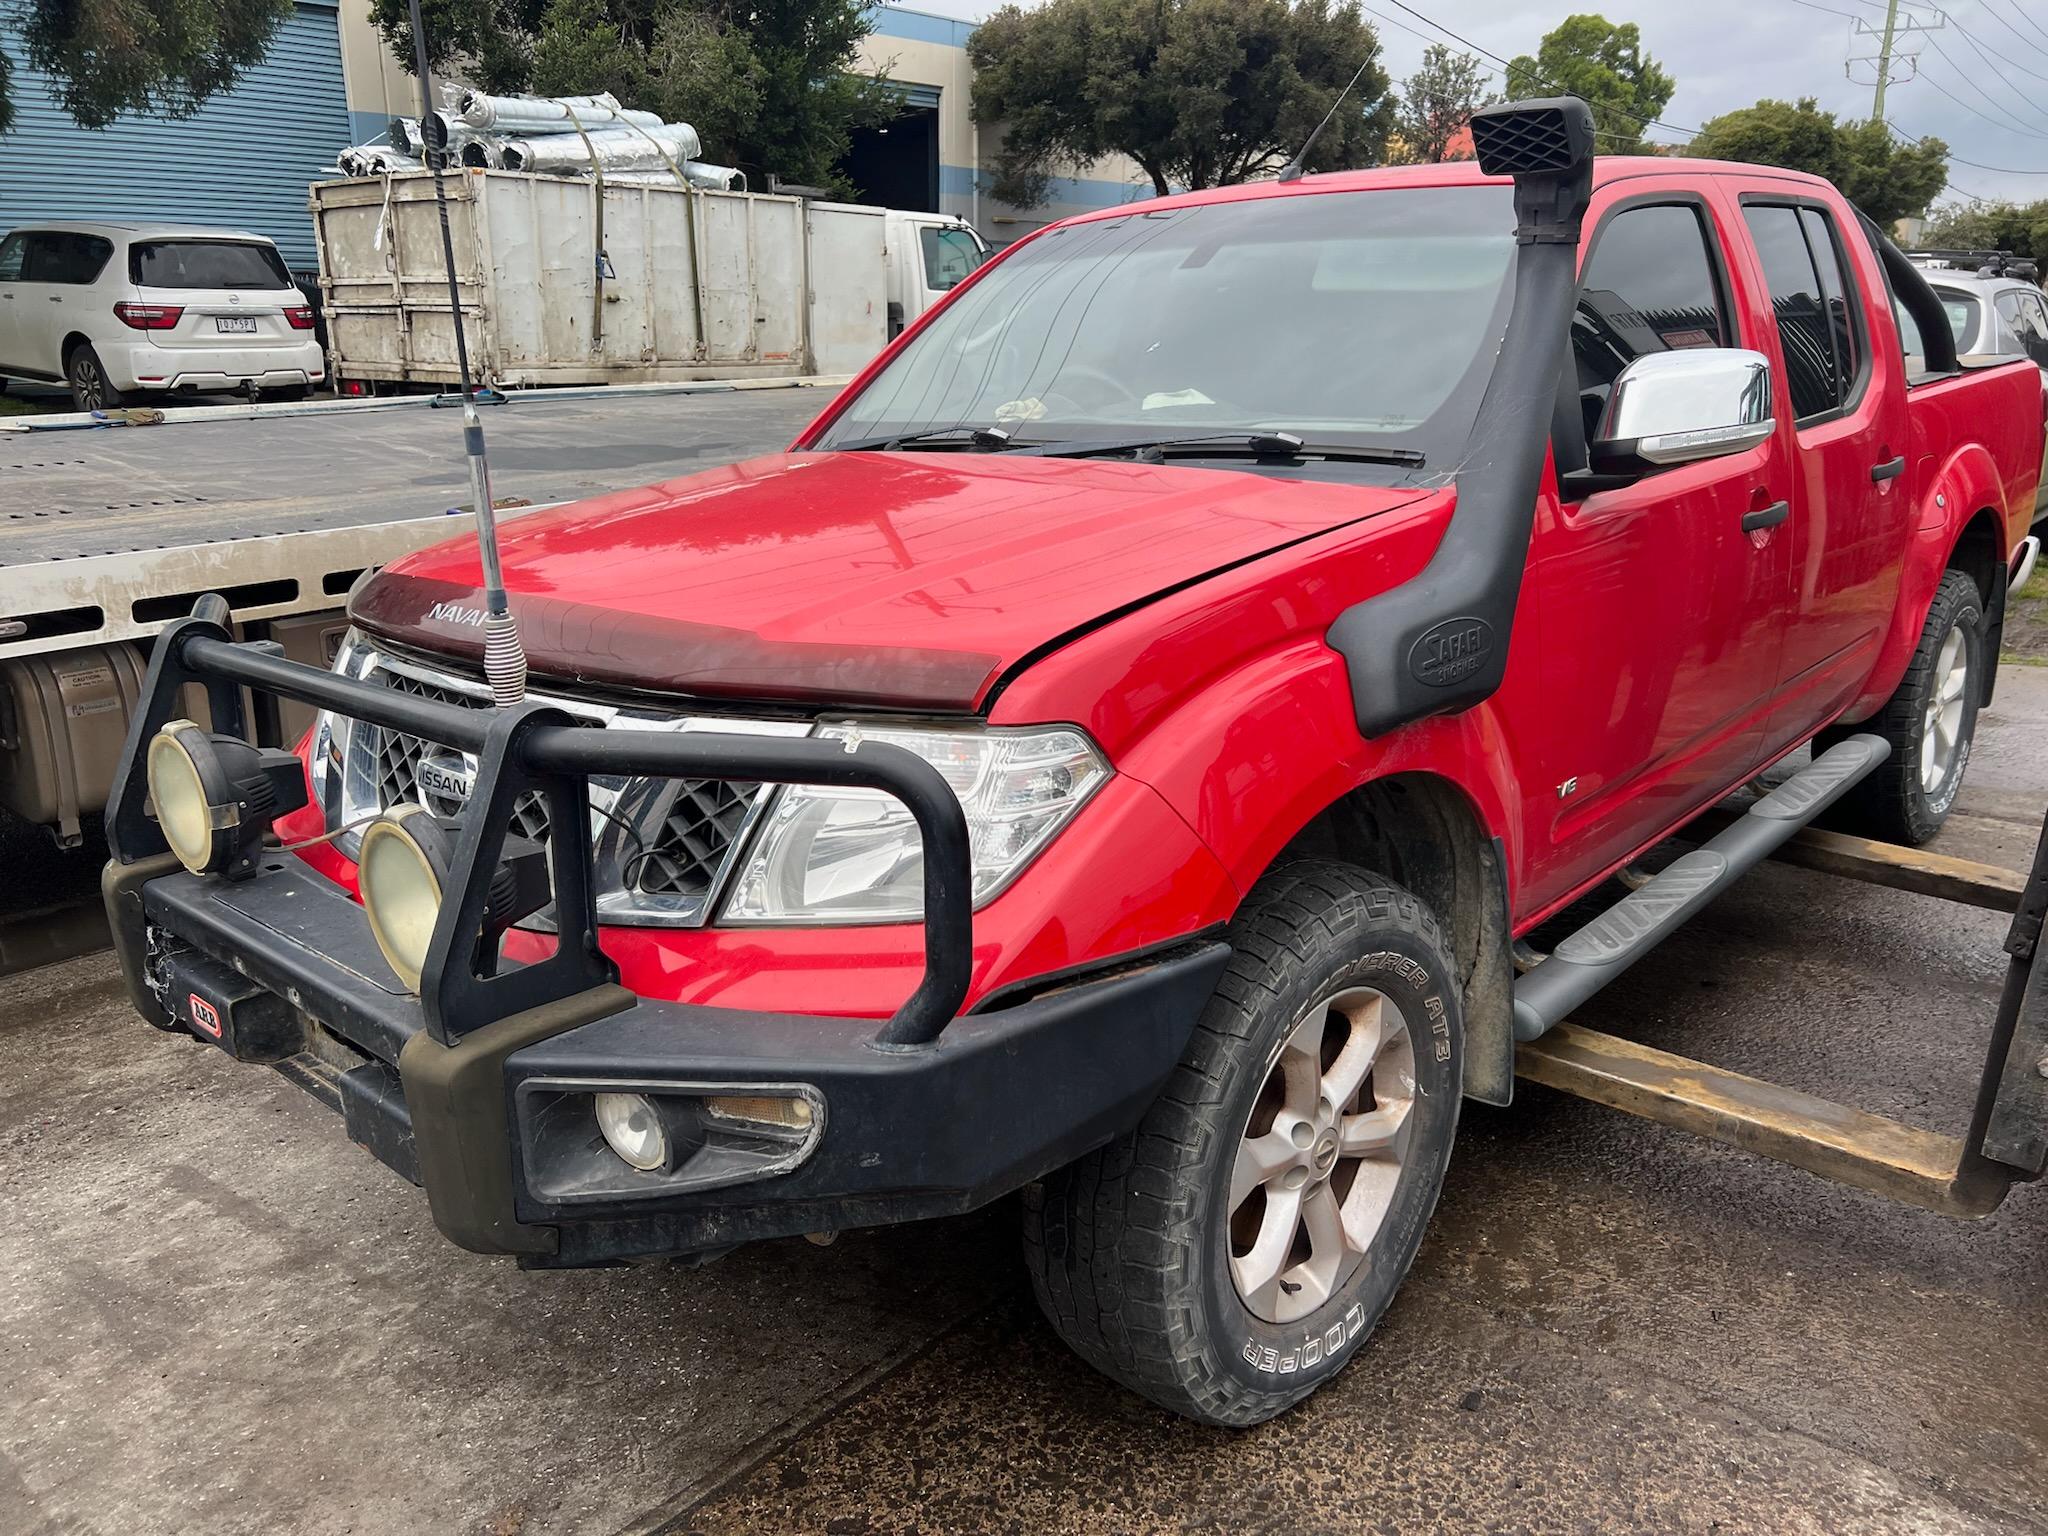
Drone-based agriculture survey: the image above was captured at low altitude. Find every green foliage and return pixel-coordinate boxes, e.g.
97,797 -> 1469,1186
1394,43 -> 1484,163
1503,13 -> 1672,154
0,0 -> 292,131
1923,200 -> 2048,260
968,0 -> 1392,205
369,0 -> 894,192
1689,97 -> 1949,225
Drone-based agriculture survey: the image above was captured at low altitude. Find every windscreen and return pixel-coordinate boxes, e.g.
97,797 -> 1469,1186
130,240 -> 293,290
817,185 -> 1517,469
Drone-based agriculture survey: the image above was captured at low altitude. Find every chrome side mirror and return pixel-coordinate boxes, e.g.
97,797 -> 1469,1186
1591,348 -> 1775,470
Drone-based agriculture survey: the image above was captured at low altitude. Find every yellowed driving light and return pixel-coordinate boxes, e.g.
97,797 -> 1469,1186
145,718 -> 309,879
358,803 -> 452,992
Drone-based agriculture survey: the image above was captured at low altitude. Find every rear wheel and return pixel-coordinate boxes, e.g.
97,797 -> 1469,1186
66,345 -> 126,411
1022,862 -> 1462,1426
1820,568 -> 1984,845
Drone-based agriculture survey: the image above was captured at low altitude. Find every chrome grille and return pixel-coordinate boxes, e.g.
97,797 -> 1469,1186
322,644 -> 804,926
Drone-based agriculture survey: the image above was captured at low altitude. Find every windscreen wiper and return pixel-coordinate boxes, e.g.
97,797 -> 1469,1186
835,424 -> 1018,452
1011,431 -> 1426,466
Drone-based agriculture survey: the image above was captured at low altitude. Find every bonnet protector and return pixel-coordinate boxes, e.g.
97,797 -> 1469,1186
1328,98 -> 1596,737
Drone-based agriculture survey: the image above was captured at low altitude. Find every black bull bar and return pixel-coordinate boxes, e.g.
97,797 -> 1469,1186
103,610 -> 1230,1265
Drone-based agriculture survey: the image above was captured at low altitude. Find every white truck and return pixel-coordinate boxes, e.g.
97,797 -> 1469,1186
309,171 -> 985,392
0,381 -> 834,856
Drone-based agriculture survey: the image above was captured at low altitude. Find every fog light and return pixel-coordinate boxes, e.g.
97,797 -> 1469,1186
358,804 -> 454,992
145,719 -> 308,879
595,1092 -> 671,1170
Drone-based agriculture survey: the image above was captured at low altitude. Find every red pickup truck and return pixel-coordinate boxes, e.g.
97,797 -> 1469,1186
104,102 -> 2046,1427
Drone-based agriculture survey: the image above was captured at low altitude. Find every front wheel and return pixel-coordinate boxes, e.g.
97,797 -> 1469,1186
1820,567 -> 1984,846
1022,862 -> 1462,1426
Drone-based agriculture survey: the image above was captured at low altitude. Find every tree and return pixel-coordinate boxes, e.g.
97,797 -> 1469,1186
0,0 -> 292,133
370,0 -> 896,193
1925,200 -> 2048,260
1503,14 -> 1672,155
1689,97 -> 1948,226
968,0 -> 1393,206
1395,43 -> 1483,163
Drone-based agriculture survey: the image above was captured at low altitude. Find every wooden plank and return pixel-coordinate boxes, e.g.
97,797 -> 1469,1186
1516,1021 -> 2013,1217
1683,810 -> 2024,912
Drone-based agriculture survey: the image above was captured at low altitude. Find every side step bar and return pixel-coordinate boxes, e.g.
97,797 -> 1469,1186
1512,749 -> 2048,1220
1513,735 -> 1890,1042
1516,1023 -> 2013,1216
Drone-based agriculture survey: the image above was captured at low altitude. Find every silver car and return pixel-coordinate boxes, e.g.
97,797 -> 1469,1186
1910,263 -> 2048,520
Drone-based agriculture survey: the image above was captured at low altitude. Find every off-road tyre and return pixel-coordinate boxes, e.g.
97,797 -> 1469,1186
1819,568 -> 1984,846
1021,861 -> 1462,1426
66,344 -> 126,412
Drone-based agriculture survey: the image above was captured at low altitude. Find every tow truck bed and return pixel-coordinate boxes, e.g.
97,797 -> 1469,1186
0,381 -> 836,660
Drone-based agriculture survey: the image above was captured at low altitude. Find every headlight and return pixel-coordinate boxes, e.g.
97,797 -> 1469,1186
721,722 -> 1109,924
307,627 -> 376,821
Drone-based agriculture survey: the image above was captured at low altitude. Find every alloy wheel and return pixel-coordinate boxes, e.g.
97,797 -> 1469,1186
1227,985 -> 1416,1324
1921,627 -> 1970,791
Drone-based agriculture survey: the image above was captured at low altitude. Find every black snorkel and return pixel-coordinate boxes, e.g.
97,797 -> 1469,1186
1328,97 -> 1596,737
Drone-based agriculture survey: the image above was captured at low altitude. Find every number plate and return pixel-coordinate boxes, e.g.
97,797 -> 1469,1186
214,316 -> 258,335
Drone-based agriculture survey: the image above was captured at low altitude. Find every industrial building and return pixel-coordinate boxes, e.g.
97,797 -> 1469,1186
0,0 -> 1153,273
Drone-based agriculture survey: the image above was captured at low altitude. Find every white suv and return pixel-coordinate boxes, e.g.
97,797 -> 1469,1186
0,222 -> 324,410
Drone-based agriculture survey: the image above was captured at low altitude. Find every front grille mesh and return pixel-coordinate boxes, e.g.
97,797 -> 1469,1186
364,663 -> 761,903
375,670 -> 552,842
633,778 -> 759,897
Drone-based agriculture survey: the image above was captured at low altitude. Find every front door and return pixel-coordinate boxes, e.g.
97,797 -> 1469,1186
1735,196 -> 1914,752
1519,187 -> 1792,911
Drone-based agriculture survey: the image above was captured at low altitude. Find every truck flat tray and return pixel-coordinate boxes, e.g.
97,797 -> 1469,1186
0,381 -> 838,660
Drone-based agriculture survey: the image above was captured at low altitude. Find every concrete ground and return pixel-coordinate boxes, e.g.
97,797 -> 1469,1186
5,677 -> 2046,1535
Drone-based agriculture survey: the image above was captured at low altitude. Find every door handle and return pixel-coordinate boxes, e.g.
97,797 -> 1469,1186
1742,499 -> 1790,532
1870,455 -> 1906,483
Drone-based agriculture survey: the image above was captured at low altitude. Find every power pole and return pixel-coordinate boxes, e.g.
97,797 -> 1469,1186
1847,2 -> 1944,122
1873,0 -> 1901,121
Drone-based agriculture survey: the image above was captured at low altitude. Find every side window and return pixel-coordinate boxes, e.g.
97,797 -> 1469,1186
23,232 -> 111,284
1572,202 -> 1730,437
1996,290 -> 2048,366
0,233 -> 26,283
1742,203 -> 1865,421
920,226 -> 981,292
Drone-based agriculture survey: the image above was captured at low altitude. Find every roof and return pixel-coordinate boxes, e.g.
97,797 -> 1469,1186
1922,269 -> 2041,298
1050,155 -> 1843,230
0,219 -> 282,244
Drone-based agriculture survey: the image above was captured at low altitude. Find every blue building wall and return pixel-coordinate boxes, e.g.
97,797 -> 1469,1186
0,1 -> 351,269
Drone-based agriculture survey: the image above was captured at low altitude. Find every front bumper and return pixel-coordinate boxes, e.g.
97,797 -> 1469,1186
110,854 -> 1225,1265
101,612 -> 1229,1267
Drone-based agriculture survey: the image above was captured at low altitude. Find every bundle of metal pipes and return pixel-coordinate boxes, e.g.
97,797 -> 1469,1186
335,92 -> 741,190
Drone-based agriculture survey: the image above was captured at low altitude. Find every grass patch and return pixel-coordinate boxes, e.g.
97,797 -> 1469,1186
2003,560 -> 2048,664
0,394 -> 62,417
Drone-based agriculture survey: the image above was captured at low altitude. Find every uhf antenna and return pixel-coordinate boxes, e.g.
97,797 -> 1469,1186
1278,53 -> 1377,183
406,0 -> 526,706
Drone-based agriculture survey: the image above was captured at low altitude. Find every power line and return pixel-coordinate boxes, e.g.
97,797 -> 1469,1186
1964,0 -> 2048,61
1941,8 -> 2048,87
1983,0 -> 2048,53
1917,32 -> 2048,136
1376,0 -> 1703,140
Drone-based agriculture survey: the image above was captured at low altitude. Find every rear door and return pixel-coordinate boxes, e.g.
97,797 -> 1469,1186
11,231 -> 113,376
1735,196 -> 1914,750
1521,183 -> 1791,906
128,238 -> 304,354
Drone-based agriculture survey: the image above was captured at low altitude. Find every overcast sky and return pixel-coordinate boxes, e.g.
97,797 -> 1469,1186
891,0 -> 2048,208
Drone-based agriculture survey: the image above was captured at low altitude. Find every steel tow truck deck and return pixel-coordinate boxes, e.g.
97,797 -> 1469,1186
101,101 -> 2048,1427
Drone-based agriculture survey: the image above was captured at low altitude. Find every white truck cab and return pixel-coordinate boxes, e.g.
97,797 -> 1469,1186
882,210 -> 989,338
